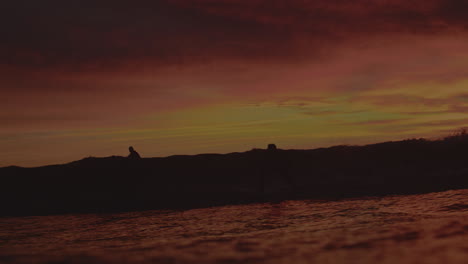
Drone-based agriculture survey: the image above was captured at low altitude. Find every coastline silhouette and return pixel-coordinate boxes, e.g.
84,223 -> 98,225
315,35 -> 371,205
1,133 -> 468,217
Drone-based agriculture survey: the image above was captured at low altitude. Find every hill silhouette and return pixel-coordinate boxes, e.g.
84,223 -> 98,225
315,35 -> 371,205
1,134 -> 468,216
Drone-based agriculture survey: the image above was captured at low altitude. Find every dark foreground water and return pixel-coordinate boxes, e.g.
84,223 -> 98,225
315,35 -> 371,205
1,189 -> 467,264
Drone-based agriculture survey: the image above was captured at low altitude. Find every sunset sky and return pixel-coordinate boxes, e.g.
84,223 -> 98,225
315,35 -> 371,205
2,0 -> 468,167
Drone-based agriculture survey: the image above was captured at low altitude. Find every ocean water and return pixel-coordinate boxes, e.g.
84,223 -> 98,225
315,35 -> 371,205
1,189 -> 467,264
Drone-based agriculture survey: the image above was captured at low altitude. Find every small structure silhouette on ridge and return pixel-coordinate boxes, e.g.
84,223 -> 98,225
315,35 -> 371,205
259,144 -> 293,193
128,146 -> 141,159
268,144 -> 277,151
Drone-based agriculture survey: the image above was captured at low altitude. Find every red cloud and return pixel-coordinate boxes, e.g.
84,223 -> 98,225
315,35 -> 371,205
2,0 -> 468,74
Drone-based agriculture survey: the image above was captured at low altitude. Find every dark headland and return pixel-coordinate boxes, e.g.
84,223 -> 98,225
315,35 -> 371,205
1,134 -> 468,217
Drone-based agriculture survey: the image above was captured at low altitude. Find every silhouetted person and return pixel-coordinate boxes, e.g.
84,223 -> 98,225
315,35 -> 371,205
128,146 -> 141,159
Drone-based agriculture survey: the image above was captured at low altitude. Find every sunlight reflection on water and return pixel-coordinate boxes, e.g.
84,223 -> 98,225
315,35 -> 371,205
1,189 -> 467,264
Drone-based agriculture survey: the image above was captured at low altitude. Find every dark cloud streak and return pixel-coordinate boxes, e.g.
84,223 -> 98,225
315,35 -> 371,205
0,0 -> 295,73
1,0 -> 468,74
